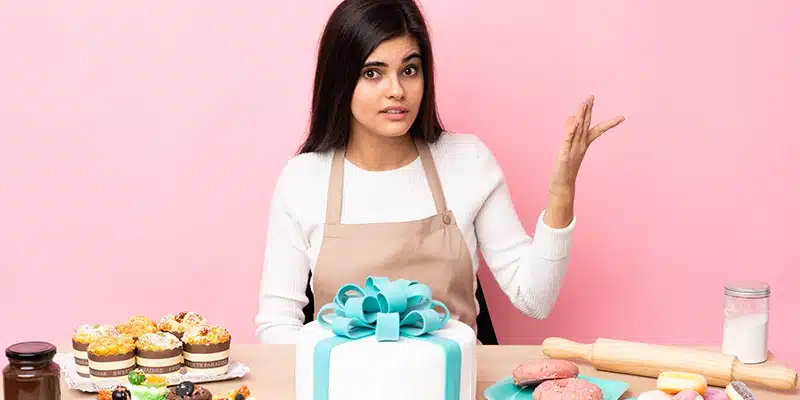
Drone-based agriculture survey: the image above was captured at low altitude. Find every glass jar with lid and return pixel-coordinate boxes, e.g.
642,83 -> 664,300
721,280 -> 770,364
3,341 -> 61,400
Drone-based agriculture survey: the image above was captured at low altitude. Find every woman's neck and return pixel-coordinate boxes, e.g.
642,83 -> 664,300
345,131 -> 418,172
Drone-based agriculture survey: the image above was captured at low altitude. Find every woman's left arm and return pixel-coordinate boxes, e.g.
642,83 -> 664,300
476,95 -> 625,319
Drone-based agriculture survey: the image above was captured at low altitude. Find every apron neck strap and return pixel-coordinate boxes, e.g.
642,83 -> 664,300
325,138 -> 448,225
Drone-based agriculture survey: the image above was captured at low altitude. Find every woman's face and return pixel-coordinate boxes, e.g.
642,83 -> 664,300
350,35 -> 424,139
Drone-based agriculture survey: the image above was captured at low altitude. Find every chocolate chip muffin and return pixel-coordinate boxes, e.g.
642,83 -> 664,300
166,381 -> 212,400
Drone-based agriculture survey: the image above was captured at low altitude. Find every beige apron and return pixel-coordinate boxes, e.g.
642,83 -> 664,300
311,139 -> 479,334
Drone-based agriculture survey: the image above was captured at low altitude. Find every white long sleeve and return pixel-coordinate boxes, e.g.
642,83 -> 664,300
255,133 -> 575,344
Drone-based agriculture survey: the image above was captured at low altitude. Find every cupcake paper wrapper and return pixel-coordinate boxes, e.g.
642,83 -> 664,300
136,347 -> 183,375
55,352 -> 249,392
183,341 -> 231,375
72,340 -> 90,377
88,350 -> 136,379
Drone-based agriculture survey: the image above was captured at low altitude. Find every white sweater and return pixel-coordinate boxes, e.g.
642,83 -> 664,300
255,132 -> 576,344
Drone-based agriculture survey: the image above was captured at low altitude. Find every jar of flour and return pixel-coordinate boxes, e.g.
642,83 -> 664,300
722,280 -> 770,364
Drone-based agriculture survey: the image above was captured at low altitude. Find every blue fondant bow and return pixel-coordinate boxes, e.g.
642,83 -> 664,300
315,276 -> 450,341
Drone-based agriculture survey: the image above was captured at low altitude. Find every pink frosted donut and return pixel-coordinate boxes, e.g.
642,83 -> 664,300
702,388 -> 728,400
533,377 -> 603,400
673,390 -> 703,400
512,359 -> 580,386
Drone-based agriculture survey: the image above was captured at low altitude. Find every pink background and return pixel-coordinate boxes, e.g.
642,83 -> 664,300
1,0 -> 798,371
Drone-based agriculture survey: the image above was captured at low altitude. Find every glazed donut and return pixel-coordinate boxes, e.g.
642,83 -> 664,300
532,377 -> 603,400
512,359 -> 579,386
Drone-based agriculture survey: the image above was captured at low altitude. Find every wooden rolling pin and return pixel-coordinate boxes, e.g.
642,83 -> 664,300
542,337 -> 798,391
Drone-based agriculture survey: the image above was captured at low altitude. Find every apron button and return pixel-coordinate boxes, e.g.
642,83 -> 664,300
443,214 -> 451,225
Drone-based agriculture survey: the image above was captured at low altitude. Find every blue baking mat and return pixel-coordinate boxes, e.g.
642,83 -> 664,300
484,374 -> 630,400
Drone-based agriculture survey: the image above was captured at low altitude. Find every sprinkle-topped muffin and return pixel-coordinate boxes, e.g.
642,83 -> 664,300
72,324 -> 119,378
135,332 -> 184,378
158,312 -> 206,339
182,325 -> 232,376
116,316 -> 159,341
87,334 -> 137,383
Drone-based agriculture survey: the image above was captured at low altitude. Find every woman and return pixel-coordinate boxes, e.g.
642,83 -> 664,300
255,0 -> 624,344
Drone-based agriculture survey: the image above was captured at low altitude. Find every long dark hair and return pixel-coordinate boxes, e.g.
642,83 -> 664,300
298,0 -> 445,154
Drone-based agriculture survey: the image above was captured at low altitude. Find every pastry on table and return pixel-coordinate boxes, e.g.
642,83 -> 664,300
166,381 -> 212,400
72,324 -> 119,378
636,390 -> 672,400
158,312 -> 206,340
656,371 -> 708,395
88,334 -> 137,384
181,325 -> 231,376
126,370 -> 170,400
512,359 -> 579,386
211,385 -> 253,400
532,377 -> 603,400
135,332 -> 183,378
117,316 -> 159,341
725,381 -> 756,400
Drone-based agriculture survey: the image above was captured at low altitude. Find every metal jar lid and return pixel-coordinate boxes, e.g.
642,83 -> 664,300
724,280 -> 771,298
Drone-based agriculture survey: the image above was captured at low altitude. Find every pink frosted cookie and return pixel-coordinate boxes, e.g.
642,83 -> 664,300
636,390 -> 672,400
533,377 -> 603,400
672,390 -> 703,400
702,388 -> 728,400
512,359 -> 579,386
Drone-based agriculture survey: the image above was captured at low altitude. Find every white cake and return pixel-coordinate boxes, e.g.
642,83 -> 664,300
295,319 -> 477,400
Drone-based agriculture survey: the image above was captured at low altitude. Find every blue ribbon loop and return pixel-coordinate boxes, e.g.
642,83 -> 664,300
312,276 -> 462,399
316,276 -> 451,341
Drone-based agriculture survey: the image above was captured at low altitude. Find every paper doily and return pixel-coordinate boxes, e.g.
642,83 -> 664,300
55,352 -> 250,393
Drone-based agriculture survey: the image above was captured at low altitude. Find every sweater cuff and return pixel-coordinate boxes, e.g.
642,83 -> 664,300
533,209 -> 575,260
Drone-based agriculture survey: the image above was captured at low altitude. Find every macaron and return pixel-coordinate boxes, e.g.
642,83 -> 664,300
512,359 -> 579,386
725,381 -> 756,400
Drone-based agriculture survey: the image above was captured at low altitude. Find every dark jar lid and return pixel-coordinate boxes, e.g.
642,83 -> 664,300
5,341 -> 57,362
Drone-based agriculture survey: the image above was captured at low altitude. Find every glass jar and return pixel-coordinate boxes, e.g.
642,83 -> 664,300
721,280 -> 770,364
3,341 -> 61,400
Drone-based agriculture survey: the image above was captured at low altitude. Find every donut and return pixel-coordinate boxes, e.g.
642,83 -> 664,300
532,377 -> 603,400
636,390 -> 672,400
725,381 -> 756,400
701,388 -> 728,400
512,359 -> 579,386
672,390 -> 703,400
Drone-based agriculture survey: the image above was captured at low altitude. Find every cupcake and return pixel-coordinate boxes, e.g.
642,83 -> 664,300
71,324 -> 118,378
167,381 -> 212,400
158,312 -> 206,340
181,325 -> 231,376
87,334 -> 137,384
116,316 -> 159,341
135,332 -> 183,378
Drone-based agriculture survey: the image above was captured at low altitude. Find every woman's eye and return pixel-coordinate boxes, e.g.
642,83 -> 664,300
363,69 -> 379,79
403,66 -> 418,76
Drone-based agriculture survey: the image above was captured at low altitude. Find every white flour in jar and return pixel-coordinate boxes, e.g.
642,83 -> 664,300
722,313 -> 768,364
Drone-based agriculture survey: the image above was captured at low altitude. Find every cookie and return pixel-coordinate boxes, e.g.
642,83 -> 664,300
512,359 -> 579,386
532,377 -> 603,400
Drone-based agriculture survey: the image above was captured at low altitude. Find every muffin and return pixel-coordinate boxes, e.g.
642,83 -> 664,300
135,332 -> 184,378
116,316 -> 159,341
87,334 -> 137,383
158,312 -> 206,340
181,325 -> 231,376
167,381 -> 212,400
71,324 -> 118,378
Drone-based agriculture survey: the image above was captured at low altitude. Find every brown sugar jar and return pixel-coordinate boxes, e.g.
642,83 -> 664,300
3,341 -> 61,400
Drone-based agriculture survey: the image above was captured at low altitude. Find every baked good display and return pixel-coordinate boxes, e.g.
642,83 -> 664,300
181,325 -> 232,376
702,388 -> 729,400
117,316 -> 159,341
135,332 -> 184,378
158,312 -> 206,340
88,334 -> 137,383
72,324 -> 119,378
294,276 -> 477,400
